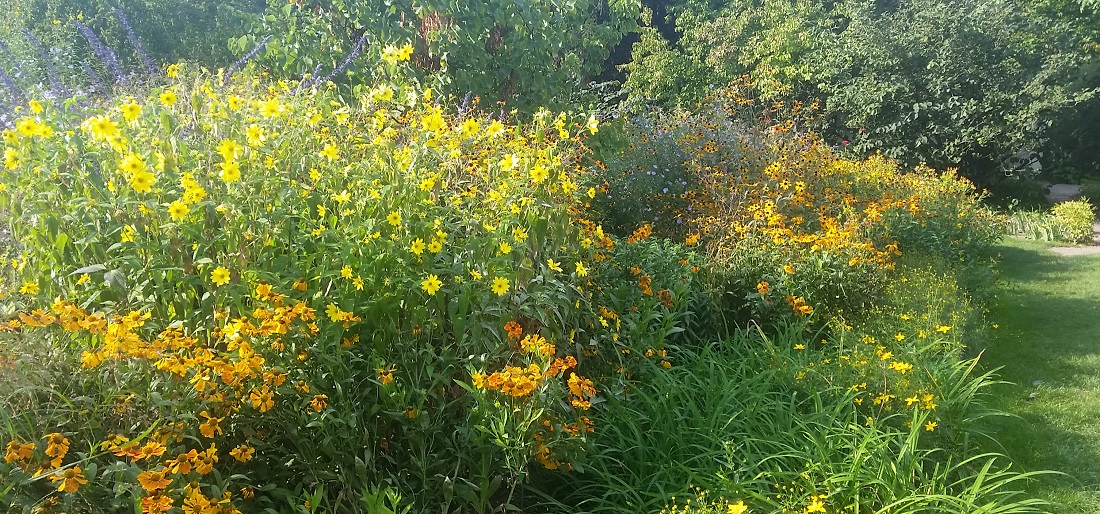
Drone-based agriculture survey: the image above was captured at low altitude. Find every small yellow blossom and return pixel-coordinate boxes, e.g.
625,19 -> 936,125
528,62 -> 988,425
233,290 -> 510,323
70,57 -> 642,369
211,267 -> 231,286
491,277 -> 510,296
422,274 -> 442,296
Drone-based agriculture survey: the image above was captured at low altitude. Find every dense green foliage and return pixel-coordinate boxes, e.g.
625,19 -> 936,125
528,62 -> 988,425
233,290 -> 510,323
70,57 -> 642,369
0,0 -> 261,90
234,0 -> 640,110
0,1 -> 1092,513
622,0 -> 1099,191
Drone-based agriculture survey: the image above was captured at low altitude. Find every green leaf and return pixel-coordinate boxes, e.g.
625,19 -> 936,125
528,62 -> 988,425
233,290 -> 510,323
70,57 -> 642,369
70,264 -> 107,275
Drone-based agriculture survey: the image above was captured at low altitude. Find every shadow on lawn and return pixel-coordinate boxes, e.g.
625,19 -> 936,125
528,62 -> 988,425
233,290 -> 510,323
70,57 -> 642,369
992,408 -> 1100,496
995,241 -> 1100,282
978,240 -> 1100,512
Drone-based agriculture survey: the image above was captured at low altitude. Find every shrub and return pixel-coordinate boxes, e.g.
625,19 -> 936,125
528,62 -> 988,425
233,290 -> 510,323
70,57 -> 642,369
0,0 -> 259,76
0,57 -> 699,512
235,0 -> 640,110
590,91 -> 1002,327
1051,199 -> 1096,244
1008,200 -> 1096,244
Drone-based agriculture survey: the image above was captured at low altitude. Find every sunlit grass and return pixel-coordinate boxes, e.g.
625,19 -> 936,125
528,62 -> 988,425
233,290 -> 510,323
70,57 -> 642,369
982,237 -> 1100,513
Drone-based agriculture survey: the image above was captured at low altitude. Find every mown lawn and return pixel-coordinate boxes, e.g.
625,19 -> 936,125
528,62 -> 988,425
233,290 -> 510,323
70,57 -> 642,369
982,237 -> 1100,513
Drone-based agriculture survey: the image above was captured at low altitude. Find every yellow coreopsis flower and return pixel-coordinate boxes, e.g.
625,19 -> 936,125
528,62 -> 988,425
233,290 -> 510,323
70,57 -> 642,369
120,101 -> 141,122
211,267 -> 231,286
258,98 -> 284,118
250,385 -> 274,412
547,259 -> 562,272
420,109 -> 445,133
410,238 -> 426,256
229,445 -> 255,462
119,153 -> 146,175
130,170 -> 155,193
381,44 -> 401,65
422,274 -> 442,295
491,277 -> 510,296
575,262 -> 588,277
198,411 -> 223,438
387,211 -> 402,227
48,466 -> 87,493
3,148 -> 20,170
245,124 -> 266,147
136,468 -> 172,491
457,118 -> 479,138
167,201 -> 189,221
586,114 -> 599,134
220,161 -> 241,183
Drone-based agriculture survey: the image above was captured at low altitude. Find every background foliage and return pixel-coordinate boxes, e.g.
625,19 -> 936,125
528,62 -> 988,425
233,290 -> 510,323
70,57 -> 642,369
622,0 -> 1099,194
233,0 -> 640,111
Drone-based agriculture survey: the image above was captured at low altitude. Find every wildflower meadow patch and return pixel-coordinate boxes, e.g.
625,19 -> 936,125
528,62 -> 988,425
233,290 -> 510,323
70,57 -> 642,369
0,30 -> 1055,514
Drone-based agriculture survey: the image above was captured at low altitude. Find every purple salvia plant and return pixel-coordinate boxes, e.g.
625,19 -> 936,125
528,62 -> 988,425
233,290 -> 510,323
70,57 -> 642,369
224,35 -> 272,85
22,30 -> 71,99
458,91 -> 472,116
0,39 -> 25,79
114,9 -> 157,77
80,61 -> 106,95
295,63 -> 324,95
318,31 -> 369,86
73,20 -> 126,86
0,64 -> 24,106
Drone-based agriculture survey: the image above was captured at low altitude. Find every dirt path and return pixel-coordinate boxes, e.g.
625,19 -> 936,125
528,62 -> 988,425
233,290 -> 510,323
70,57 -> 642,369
1049,223 -> 1100,256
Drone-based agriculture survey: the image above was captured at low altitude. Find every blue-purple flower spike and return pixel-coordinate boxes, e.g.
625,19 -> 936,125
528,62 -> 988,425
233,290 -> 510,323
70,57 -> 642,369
224,35 -> 272,85
73,20 -> 126,86
318,31 -> 369,86
81,61 -> 106,95
115,9 -> 157,77
295,63 -> 324,95
458,91 -> 472,116
0,64 -> 25,106
0,39 -> 25,79
22,30 -> 71,98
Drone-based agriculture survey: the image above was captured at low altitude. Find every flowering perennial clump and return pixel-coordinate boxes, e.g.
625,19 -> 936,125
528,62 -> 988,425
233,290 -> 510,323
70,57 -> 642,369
0,54 -> 698,511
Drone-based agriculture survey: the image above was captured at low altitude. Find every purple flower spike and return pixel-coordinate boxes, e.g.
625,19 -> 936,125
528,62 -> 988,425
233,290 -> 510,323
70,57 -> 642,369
0,64 -> 24,106
225,35 -> 271,85
73,21 -> 126,86
22,30 -> 71,98
115,9 -> 157,77
318,31 -> 369,86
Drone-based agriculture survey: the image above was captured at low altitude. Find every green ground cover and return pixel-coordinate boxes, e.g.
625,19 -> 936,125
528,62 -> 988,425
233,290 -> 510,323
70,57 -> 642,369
983,238 -> 1100,513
